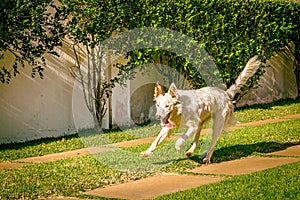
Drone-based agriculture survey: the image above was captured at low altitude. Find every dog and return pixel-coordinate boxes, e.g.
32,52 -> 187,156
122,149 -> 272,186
141,56 -> 261,164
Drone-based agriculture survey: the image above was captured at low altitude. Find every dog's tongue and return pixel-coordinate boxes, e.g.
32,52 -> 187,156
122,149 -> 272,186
162,113 -> 174,129
165,122 -> 174,129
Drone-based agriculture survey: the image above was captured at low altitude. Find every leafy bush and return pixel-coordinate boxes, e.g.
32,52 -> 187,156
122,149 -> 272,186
2,0 -> 299,92
57,0 -> 299,125
119,0 -> 299,98
0,0 -> 64,83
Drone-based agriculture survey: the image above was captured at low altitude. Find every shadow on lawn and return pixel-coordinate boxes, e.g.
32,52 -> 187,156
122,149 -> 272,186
188,141 -> 300,164
0,134 -> 80,151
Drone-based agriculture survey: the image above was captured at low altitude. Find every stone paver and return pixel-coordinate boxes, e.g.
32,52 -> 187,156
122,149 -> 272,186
17,147 -> 116,163
84,174 -> 224,200
113,136 -> 177,148
268,145 -> 300,157
280,113 -> 300,119
189,156 -> 300,176
0,161 -> 31,170
39,197 -> 90,200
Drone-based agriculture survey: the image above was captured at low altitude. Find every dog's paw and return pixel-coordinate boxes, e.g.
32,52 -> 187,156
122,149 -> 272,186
185,151 -> 193,157
202,157 -> 211,165
141,151 -> 153,157
175,138 -> 185,150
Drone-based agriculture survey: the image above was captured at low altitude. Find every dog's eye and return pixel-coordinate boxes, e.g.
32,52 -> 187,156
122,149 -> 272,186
165,105 -> 169,108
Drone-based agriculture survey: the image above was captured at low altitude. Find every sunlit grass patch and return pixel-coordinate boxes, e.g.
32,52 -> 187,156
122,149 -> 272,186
155,161 -> 300,200
0,155 -> 149,199
0,98 -> 299,163
235,98 -> 300,123
0,118 -> 299,199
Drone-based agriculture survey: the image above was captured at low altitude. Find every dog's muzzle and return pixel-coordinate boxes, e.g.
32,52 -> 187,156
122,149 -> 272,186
157,113 -> 174,129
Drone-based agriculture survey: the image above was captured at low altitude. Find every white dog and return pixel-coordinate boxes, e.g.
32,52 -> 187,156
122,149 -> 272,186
141,56 -> 261,164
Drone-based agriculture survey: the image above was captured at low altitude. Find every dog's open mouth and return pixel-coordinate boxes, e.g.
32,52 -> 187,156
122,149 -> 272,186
161,113 -> 174,129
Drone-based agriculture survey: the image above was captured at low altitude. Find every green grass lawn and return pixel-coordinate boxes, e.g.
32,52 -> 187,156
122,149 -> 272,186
235,97 -> 300,123
0,119 -> 299,199
0,98 -> 299,162
0,98 -> 300,199
155,161 -> 300,200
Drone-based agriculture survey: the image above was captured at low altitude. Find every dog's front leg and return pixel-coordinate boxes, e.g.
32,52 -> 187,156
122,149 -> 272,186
175,127 -> 195,150
141,126 -> 170,157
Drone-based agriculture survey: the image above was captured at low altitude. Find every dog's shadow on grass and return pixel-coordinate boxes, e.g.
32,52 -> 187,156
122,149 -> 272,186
187,141 -> 300,164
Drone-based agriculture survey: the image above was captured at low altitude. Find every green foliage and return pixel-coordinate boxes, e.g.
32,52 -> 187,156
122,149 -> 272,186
117,0 -> 299,98
59,0 -> 298,128
1,0 -> 299,93
58,0 -> 128,47
0,0 -> 65,83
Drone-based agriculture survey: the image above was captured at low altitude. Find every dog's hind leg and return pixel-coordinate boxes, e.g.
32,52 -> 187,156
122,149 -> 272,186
185,124 -> 203,157
203,114 -> 225,164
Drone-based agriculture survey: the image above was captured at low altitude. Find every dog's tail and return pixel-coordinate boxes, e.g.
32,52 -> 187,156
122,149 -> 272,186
226,55 -> 261,99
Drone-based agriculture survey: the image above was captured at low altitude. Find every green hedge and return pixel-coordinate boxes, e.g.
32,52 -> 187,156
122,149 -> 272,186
126,0 -> 299,96
61,0 -> 299,97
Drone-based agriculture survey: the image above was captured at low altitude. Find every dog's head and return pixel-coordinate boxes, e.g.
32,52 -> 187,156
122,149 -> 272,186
154,82 -> 181,129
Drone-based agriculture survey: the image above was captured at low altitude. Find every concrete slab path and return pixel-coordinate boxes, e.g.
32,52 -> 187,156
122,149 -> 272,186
235,113 -> 300,128
84,174 -> 224,200
268,144 -> 300,157
39,197 -> 88,200
2,113 -> 299,171
189,156 -> 300,176
17,147 -> 116,163
113,136 -> 177,148
0,147 -> 116,170
0,161 -> 31,170
84,145 -> 300,199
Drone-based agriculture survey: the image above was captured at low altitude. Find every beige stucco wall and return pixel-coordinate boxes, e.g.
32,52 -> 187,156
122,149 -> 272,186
237,46 -> 298,107
0,41 -> 298,144
111,63 -> 192,127
0,42 -> 102,144
0,46 -> 77,144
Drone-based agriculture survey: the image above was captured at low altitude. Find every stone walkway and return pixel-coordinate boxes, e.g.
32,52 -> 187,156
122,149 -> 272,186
1,114 -> 300,199
85,174 -> 225,199
85,146 -> 300,199
0,147 -> 117,170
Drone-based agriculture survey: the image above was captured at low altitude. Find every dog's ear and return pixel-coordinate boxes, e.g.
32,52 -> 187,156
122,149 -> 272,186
168,83 -> 178,99
154,82 -> 163,99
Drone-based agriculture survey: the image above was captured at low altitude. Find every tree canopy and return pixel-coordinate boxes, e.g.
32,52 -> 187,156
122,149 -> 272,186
0,0 -> 64,83
1,0 -> 299,97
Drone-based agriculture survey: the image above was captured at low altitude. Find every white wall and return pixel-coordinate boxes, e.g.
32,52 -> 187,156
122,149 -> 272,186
0,42 -> 96,144
0,49 -> 75,143
111,63 -> 192,126
0,42 -> 298,144
237,46 -> 298,107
